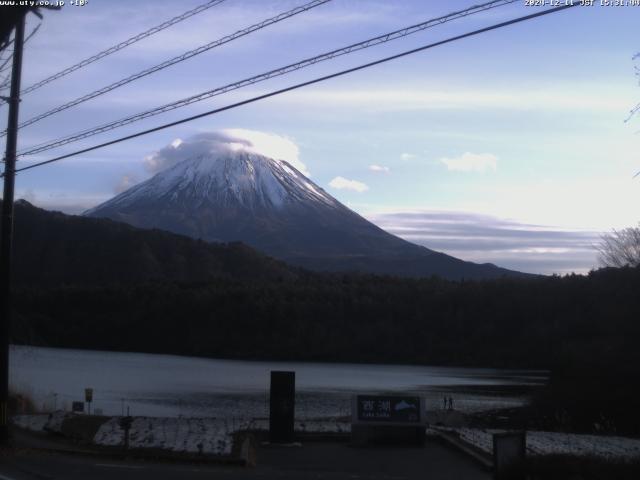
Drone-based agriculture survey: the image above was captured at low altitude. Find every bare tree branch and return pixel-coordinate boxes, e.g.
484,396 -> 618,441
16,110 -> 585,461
597,224 -> 640,268
625,53 -> 640,122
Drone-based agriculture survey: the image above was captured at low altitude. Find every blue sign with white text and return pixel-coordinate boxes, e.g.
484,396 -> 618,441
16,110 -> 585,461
356,395 -> 420,423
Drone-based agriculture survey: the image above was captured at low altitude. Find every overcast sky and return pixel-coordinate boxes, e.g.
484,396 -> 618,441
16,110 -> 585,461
2,0 -> 639,274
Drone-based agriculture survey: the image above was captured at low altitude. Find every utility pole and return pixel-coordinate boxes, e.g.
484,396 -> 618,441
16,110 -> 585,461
0,12 -> 25,446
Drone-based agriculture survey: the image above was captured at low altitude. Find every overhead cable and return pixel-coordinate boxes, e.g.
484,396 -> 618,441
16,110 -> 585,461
10,4 -> 578,175
5,0 -> 332,134
12,0 -> 229,99
18,0 -> 518,156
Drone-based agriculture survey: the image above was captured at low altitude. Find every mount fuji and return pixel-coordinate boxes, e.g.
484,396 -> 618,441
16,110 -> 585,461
85,149 -> 522,279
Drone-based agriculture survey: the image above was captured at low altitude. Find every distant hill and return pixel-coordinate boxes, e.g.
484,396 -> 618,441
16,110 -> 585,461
85,147 -> 527,280
7,200 -> 297,286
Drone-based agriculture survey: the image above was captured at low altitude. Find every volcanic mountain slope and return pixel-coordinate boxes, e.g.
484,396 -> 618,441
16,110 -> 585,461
85,150 -> 525,279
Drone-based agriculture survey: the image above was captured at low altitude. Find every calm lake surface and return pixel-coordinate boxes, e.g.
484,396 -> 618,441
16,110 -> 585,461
10,345 -> 546,418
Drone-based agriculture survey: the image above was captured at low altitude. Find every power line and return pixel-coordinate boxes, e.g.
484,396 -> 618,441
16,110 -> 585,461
0,73 -> 11,92
0,22 -> 40,71
7,0 -> 228,101
10,4 -> 578,176
0,47 -> 14,91
0,71 -> 12,93
0,24 -> 39,93
0,54 -> 13,75
0,46 -> 14,75
23,22 -> 41,46
3,0 -> 332,135
17,0 -> 519,157
0,37 -> 14,53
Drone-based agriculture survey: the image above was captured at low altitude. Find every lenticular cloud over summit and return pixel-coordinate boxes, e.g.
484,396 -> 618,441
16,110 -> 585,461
144,129 -> 310,177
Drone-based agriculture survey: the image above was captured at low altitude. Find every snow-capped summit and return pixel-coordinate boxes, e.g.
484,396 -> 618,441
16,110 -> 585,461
86,151 -> 338,214
86,137 -> 523,279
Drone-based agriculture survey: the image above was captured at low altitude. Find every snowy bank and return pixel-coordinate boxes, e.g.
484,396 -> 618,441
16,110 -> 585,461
12,411 -> 73,434
435,427 -> 640,461
12,413 -> 350,457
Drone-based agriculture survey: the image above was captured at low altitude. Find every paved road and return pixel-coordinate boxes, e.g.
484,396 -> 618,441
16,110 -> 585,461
0,440 -> 490,480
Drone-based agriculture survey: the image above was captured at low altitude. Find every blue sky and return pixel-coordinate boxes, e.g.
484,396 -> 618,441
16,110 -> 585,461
3,0 -> 639,274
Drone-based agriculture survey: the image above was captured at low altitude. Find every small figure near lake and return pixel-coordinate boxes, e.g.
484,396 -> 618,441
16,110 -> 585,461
442,395 -> 454,411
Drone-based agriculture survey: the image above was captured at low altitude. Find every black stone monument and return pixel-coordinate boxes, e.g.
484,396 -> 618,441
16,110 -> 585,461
269,371 -> 295,443
493,431 -> 526,480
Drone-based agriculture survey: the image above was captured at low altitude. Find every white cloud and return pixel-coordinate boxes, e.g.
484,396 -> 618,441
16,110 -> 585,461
143,129 -> 310,177
439,152 -> 498,172
114,174 -> 139,194
366,209 -> 601,275
468,177 -> 640,231
260,87 -> 631,113
400,153 -> 416,161
17,189 -> 37,204
329,176 -> 369,193
369,164 -> 390,173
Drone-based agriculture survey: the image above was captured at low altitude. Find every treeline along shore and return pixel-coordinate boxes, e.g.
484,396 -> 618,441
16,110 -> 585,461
12,265 -> 640,434
12,266 -> 639,369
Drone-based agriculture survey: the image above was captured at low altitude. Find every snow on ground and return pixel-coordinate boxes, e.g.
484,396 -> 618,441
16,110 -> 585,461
12,413 -> 49,432
93,416 -> 351,455
8,410 -> 376,457
93,417 -> 243,455
17,412 -> 640,461
437,427 -> 640,461
12,411 -> 73,434
10,413 -> 351,457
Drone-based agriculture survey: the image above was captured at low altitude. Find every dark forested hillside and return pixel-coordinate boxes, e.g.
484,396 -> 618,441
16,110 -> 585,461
8,200 -> 297,286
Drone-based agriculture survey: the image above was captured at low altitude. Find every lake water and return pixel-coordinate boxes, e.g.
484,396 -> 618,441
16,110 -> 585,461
10,345 -> 545,418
